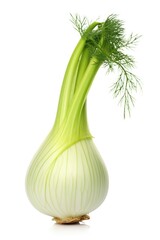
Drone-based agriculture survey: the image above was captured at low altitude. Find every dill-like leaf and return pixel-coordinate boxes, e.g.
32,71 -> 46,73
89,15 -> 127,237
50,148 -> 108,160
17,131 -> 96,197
111,66 -> 141,118
71,14 -> 141,117
70,14 -> 89,36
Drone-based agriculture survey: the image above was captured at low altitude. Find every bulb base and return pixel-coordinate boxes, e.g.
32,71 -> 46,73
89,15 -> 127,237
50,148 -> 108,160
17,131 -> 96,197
53,214 -> 90,224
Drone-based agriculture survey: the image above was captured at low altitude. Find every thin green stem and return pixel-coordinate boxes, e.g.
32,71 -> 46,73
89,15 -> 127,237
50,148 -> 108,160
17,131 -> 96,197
64,56 -> 101,139
74,47 -> 90,91
74,47 -> 91,136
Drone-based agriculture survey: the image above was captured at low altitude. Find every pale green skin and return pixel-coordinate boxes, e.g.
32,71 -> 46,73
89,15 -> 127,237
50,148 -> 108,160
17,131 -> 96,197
26,22 -> 109,220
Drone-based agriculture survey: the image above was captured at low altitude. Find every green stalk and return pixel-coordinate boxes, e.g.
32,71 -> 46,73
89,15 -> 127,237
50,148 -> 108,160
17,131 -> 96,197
74,47 -> 91,137
53,38 -> 86,130
63,56 -> 101,141
54,22 -> 100,130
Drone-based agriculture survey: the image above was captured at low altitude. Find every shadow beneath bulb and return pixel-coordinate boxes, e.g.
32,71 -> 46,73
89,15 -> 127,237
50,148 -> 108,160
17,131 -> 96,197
50,222 -> 90,236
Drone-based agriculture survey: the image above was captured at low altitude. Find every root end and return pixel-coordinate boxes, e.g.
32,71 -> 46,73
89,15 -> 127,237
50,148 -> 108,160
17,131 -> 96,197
53,214 -> 90,224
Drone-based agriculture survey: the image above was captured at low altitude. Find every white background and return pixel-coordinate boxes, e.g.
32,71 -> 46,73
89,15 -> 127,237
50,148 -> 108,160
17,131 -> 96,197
0,0 -> 160,239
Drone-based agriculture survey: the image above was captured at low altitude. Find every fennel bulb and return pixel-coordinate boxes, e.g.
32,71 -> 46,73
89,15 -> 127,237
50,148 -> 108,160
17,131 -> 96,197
26,139 -> 108,223
25,14 -> 140,223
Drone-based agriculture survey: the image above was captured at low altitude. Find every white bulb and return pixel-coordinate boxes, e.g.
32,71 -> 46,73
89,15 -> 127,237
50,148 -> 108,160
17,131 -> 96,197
26,139 -> 109,222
